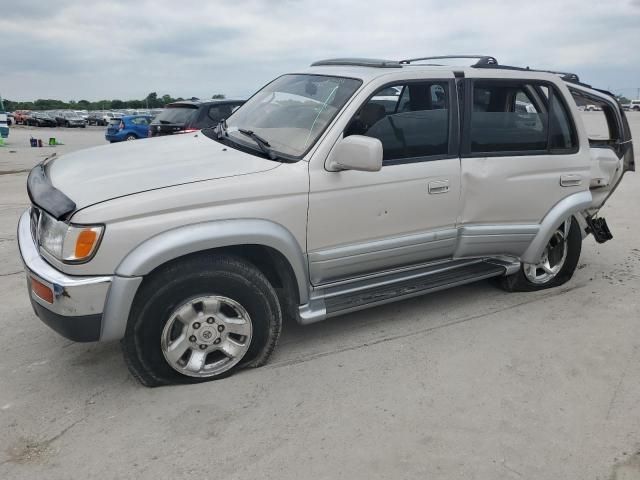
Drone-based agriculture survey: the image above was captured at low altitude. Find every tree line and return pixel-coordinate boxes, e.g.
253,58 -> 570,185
2,92 -> 226,111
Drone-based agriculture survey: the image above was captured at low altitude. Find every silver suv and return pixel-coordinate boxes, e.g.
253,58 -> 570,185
18,56 -> 635,386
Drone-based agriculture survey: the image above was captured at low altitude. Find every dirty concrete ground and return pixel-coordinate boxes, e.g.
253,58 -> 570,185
0,116 -> 639,480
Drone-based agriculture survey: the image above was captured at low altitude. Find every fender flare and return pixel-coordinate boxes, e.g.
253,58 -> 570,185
100,219 -> 309,342
520,190 -> 592,264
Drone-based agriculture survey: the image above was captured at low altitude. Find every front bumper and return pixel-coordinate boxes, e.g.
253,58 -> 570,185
17,210 -> 112,341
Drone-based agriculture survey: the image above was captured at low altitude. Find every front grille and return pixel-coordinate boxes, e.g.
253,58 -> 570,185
29,206 -> 41,244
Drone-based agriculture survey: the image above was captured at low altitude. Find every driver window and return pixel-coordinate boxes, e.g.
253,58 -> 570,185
345,81 -> 450,163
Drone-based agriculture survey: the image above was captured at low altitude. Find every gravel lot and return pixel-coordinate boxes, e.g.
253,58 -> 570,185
1,116 -> 639,480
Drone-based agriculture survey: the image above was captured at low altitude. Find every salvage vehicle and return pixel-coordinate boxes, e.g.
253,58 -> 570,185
18,56 -> 635,386
148,99 -> 244,137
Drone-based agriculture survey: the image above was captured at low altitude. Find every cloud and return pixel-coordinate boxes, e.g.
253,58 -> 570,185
0,0 -> 639,101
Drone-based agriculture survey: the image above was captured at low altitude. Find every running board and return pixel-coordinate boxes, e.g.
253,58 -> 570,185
298,259 -> 510,325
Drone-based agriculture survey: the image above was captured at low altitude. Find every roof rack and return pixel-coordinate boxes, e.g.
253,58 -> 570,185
472,62 -> 587,86
310,58 -> 402,68
399,55 -> 498,66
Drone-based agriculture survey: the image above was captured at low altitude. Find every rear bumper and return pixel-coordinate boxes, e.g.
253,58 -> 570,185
17,210 -> 112,342
105,131 -> 125,142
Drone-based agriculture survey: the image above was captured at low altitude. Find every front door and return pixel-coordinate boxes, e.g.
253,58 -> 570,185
307,79 -> 461,285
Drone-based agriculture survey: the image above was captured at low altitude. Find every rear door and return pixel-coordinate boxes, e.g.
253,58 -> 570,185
132,116 -> 150,137
455,75 -> 590,258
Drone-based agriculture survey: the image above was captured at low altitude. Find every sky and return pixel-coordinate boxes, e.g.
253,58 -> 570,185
1,0 -> 640,102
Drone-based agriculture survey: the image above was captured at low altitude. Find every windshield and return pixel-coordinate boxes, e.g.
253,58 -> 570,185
225,74 -> 362,158
153,105 -> 198,125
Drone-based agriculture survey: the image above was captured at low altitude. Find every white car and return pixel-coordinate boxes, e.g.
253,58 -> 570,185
622,100 -> 640,111
18,55 -> 635,386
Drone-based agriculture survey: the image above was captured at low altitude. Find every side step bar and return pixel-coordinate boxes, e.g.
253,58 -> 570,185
298,259 -> 511,325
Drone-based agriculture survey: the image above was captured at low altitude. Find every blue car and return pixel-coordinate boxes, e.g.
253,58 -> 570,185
105,115 -> 152,143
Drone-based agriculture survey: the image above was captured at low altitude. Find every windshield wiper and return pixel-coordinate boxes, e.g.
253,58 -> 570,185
237,128 -> 278,160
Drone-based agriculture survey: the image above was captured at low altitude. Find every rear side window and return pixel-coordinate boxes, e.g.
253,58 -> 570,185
346,81 -> 450,163
153,106 -> 198,125
469,81 -> 577,154
208,104 -> 235,122
470,82 -> 547,153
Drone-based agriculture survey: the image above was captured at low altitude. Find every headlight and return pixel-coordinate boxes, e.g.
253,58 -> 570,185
38,212 -> 104,263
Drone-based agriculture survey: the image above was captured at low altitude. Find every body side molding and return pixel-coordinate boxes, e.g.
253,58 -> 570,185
521,190 -> 592,264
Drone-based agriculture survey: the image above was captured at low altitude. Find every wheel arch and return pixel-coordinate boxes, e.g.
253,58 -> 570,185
520,190 -> 592,264
101,219 -> 309,342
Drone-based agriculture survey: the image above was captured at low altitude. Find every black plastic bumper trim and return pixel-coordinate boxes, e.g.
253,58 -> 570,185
31,298 -> 102,342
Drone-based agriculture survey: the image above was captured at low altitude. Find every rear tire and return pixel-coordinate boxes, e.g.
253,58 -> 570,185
121,254 -> 282,387
500,217 -> 582,292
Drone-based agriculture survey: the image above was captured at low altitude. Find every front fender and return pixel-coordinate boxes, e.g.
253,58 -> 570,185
100,219 -> 309,342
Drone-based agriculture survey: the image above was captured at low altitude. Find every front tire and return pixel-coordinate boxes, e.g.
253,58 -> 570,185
500,217 -> 582,292
122,254 -> 282,387
125,134 -> 136,141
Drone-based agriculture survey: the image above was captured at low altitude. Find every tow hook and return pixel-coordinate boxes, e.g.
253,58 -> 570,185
585,216 -> 613,244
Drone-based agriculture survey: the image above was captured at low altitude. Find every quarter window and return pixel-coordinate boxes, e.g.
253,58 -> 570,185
346,82 -> 450,163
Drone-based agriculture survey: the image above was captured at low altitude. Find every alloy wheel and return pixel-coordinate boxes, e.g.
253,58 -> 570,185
523,220 -> 570,284
161,295 -> 253,377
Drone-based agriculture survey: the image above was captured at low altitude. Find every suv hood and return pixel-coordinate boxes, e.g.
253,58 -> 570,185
46,133 -> 279,211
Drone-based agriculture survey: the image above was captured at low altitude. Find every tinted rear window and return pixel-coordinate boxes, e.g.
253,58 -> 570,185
153,106 -> 198,125
108,118 -> 121,125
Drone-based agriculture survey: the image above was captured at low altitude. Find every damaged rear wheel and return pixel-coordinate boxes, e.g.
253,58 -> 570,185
500,217 -> 582,292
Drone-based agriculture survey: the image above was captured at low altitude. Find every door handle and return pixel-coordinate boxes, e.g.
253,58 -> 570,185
428,180 -> 450,194
560,174 -> 582,187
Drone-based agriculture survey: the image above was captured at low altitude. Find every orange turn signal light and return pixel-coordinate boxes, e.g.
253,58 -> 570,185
31,277 -> 54,304
75,229 -> 98,259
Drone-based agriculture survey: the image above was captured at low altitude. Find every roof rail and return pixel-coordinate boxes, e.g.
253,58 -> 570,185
311,58 -> 402,68
472,62 -> 587,86
399,55 -> 498,66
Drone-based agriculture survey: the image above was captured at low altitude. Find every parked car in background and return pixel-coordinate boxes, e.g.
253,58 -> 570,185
15,111 -> 32,125
105,115 -> 152,142
55,111 -> 86,128
149,99 -> 244,137
27,112 -> 57,127
0,112 -> 9,138
622,100 -> 640,111
584,104 -> 602,111
13,111 -> 27,124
